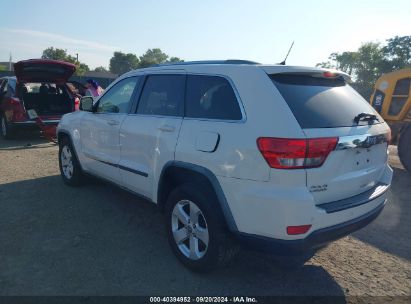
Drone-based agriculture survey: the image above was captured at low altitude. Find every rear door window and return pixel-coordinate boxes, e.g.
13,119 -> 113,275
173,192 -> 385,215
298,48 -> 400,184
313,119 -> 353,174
185,75 -> 242,120
137,75 -> 185,117
270,74 -> 381,128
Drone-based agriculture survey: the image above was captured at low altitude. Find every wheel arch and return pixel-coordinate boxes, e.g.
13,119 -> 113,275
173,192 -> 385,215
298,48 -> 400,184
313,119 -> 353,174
157,161 -> 238,232
57,130 -> 83,170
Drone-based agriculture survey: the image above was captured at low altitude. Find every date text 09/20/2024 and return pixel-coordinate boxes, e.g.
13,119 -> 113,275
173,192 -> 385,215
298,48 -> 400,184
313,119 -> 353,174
149,296 -> 258,303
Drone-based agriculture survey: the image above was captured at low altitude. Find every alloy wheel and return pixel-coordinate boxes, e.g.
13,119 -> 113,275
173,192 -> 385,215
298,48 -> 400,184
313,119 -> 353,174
60,145 -> 74,179
171,200 -> 209,260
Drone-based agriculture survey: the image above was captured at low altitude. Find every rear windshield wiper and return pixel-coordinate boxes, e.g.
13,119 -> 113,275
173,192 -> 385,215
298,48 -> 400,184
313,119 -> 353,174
353,112 -> 379,125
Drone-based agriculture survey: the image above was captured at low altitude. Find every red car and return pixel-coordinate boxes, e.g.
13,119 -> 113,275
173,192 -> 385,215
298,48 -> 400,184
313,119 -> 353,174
0,59 -> 80,140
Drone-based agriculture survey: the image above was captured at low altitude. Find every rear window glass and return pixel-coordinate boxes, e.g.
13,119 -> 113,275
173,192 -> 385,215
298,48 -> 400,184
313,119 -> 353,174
270,74 -> 381,128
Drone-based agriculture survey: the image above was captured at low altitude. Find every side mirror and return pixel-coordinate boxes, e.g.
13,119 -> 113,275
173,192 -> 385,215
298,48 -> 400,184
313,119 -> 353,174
80,96 -> 94,112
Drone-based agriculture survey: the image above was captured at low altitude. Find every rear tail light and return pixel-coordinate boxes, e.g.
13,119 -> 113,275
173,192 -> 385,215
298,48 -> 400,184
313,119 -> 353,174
10,97 -> 20,105
74,97 -> 80,111
10,98 -> 27,121
257,137 -> 338,169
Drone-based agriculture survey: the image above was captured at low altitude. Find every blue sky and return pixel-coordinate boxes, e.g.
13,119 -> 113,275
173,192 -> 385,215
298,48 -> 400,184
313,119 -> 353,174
0,0 -> 410,69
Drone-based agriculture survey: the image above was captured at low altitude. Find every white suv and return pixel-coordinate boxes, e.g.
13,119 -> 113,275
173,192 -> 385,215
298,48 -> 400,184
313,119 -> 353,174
57,60 -> 393,272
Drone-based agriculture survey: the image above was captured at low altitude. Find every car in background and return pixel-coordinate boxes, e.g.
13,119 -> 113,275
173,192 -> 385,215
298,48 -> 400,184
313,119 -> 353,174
0,59 -> 80,139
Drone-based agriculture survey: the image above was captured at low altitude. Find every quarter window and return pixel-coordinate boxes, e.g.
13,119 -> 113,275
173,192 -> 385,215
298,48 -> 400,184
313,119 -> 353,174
97,77 -> 139,113
185,75 -> 242,120
137,75 -> 185,116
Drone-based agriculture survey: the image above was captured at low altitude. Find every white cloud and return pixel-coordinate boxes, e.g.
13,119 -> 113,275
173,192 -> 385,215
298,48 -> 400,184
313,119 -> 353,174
0,28 -> 118,68
5,29 -> 118,52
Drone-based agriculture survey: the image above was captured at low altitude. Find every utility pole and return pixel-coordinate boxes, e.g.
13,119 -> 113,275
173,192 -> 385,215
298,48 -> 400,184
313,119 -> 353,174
76,53 -> 79,63
9,52 -> 12,71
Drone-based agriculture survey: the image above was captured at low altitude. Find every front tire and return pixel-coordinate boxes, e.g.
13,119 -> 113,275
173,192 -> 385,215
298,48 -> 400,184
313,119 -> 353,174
165,183 -> 236,272
58,137 -> 84,186
398,125 -> 411,173
1,114 -> 15,139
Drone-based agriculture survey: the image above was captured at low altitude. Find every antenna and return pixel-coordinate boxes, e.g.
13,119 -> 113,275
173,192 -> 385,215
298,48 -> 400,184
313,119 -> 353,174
279,41 -> 294,65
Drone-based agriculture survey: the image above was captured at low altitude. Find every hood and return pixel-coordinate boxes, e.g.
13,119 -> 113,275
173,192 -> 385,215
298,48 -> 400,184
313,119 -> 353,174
14,59 -> 76,84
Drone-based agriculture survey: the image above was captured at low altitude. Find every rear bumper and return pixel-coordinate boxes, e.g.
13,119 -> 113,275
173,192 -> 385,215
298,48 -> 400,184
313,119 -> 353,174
10,119 -> 60,127
10,120 -> 37,129
219,164 -> 392,241
234,201 -> 386,254
10,119 -> 59,141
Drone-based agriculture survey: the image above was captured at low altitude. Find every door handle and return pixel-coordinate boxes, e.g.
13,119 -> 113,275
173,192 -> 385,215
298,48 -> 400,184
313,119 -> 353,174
158,125 -> 175,132
107,120 -> 119,126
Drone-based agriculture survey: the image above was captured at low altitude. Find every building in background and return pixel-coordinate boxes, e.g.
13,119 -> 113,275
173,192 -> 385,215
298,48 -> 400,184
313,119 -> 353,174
83,71 -> 118,79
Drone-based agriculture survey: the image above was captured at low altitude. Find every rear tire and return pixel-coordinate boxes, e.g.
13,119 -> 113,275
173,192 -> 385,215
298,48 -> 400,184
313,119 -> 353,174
165,183 -> 237,272
398,125 -> 411,173
58,137 -> 84,186
1,114 -> 15,139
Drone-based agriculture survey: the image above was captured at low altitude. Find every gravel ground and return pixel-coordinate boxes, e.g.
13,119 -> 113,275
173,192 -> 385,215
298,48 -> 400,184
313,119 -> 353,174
0,134 -> 410,297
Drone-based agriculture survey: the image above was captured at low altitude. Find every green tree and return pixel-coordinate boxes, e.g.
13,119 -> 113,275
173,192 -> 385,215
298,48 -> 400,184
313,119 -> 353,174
382,35 -> 411,70
0,65 -> 7,71
75,63 -> 90,76
353,42 -> 386,86
41,47 -> 90,75
317,36 -> 411,98
167,57 -> 184,63
109,51 -> 139,75
94,66 -> 108,73
138,48 -> 169,68
41,47 -> 68,61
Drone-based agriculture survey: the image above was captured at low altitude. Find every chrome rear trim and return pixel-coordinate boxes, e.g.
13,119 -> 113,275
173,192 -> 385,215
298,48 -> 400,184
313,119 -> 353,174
41,120 -> 60,124
11,121 -> 36,124
336,133 -> 389,150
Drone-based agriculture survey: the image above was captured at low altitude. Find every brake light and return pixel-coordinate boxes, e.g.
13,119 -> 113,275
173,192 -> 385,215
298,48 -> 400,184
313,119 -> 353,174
323,71 -> 338,78
74,97 -> 80,111
257,137 -> 338,169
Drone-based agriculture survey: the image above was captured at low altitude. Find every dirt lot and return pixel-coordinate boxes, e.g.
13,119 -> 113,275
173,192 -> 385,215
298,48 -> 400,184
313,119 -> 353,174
0,133 -> 410,297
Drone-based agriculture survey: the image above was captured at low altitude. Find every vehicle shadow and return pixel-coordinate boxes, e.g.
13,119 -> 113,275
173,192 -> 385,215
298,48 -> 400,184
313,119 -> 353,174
0,131 -> 52,150
0,175 -> 345,297
352,167 -> 411,261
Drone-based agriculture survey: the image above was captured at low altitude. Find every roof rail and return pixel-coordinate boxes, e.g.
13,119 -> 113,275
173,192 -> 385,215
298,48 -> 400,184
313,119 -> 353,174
151,60 -> 260,68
